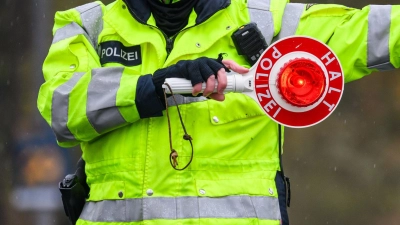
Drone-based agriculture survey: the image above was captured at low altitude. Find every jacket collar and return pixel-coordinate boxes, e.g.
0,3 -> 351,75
122,0 -> 230,25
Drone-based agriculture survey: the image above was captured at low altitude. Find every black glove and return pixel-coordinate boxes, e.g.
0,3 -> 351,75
135,56 -> 229,119
152,57 -> 228,98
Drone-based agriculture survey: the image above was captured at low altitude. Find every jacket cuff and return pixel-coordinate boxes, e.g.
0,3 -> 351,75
136,75 -> 165,118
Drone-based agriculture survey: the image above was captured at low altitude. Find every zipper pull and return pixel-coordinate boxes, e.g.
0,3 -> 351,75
166,38 -> 173,54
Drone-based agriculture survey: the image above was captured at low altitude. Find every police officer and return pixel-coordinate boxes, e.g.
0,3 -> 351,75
37,0 -> 400,224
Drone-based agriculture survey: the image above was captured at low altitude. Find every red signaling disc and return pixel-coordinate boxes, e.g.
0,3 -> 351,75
253,36 -> 344,128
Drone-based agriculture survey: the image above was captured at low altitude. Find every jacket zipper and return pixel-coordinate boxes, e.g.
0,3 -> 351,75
122,1 -> 177,57
123,0 -> 229,57
166,37 -> 174,56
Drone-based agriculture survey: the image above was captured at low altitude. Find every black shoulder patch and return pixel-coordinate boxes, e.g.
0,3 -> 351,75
99,41 -> 142,66
306,3 -> 318,10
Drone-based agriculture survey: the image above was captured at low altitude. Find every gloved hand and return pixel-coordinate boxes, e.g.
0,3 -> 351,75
152,57 -> 229,99
135,57 -> 249,118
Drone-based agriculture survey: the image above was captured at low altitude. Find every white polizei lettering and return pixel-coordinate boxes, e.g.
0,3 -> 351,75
127,52 -> 136,61
256,73 -> 269,80
323,101 -> 335,111
263,100 -> 278,113
260,47 -> 281,70
260,58 -> 273,70
121,50 -> 127,60
101,46 -> 138,62
106,47 -> 113,56
273,107 -> 282,118
257,90 -> 272,102
113,47 -> 120,57
329,71 -> 341,81
106,47 -> 114,56
328,87 -> 342,94
256,84 -> 269,88
272,46 -> 282,59
321,51 -> 336,66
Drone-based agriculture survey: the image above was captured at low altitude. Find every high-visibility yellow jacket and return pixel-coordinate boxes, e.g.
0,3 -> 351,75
37,0 -> 400,224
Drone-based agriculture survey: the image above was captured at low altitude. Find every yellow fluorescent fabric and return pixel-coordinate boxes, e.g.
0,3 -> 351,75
37,0 -> 400,224
296,4 -> 400,82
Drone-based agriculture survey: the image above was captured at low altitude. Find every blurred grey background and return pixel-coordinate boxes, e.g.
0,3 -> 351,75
1,0 -> 400,224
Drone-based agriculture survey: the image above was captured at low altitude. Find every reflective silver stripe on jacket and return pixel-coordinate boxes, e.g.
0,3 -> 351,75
368,5 -> 394,71
87,67 -> 127,134
273,3 -> 304,42
76,2 -> 103,49
52,2 -> 103,50
80,196 -> 281,222
247,0 -> 274,45
52,72 -> 85,142
52,22 -> 89,44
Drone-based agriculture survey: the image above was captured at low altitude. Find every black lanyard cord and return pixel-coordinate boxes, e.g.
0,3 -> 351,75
163,83 -> 194,171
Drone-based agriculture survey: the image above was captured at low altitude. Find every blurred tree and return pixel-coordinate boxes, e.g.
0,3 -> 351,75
287,1 -> 400,224
0,0 -> 28,224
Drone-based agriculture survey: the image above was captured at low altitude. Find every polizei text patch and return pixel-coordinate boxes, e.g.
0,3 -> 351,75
99,41 -> 142,66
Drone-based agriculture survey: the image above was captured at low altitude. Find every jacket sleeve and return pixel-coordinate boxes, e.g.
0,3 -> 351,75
37,3 -> 163,148
276,3 -> 400,83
